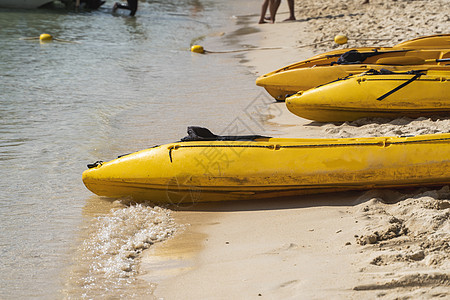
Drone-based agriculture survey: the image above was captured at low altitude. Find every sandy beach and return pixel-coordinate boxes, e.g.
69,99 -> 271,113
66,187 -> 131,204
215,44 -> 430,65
144,0 -> 450,298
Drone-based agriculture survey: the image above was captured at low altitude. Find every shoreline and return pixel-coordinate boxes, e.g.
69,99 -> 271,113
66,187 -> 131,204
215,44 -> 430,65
146,0 -> 450,298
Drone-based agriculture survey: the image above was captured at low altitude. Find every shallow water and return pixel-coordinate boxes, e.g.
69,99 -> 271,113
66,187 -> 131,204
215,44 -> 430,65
0,0 -> 272,298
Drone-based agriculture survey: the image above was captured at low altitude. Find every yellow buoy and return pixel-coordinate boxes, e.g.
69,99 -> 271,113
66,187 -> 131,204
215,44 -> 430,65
334,35 -> 348,45
39,33 -> 53,43
191,45 -> 205,54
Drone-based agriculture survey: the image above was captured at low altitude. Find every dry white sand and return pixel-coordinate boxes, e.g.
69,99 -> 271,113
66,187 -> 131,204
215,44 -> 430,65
144,1 -> 450,298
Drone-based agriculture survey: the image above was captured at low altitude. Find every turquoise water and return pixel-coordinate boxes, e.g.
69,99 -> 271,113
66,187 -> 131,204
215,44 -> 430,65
0,0 -> 270,298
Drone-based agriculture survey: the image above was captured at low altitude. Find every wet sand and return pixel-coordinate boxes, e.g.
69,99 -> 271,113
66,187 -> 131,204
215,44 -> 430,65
145,0 -> 450,298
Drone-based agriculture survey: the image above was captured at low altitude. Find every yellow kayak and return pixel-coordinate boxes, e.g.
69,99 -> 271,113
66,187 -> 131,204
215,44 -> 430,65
306,34 -> 450,61
285,69 -> 450,122
82,127 -> 450,203
257,49 -> 450,101
393,34 -> 450,49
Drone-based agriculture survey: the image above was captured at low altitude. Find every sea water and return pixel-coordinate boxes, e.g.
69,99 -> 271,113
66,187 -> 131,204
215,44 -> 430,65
0,0 -> 275,298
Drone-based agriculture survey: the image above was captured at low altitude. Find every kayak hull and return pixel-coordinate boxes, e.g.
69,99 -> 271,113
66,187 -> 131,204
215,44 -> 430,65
285,70 -> 450,122
82,134 -> 450,203
257,49 -> 450,101
394,34 -> 450,49
0,0 -> 53,8
306,34 -> 450,61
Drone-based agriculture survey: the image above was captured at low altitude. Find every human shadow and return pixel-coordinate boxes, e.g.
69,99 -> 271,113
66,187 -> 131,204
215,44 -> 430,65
291,13 -> 363,23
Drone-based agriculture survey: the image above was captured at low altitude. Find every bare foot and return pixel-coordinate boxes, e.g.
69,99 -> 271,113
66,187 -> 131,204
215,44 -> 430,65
283,17 -> 296,22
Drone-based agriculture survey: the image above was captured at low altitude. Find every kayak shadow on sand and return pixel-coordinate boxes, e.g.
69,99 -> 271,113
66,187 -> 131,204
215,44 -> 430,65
304,115 -> 450,126
303,116 -> 450,139
85,185 -> 448,213
169,186 -> 437,212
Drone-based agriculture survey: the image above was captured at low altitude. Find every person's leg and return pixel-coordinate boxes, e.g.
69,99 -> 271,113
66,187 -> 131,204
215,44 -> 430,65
113,1 -> 129,12
128,0 -> 138,16
284,0 -> 296,21
95,0 -> 106,9
87,0 -> 105,9
259,0 -> 270,23
269,0 -> 281,23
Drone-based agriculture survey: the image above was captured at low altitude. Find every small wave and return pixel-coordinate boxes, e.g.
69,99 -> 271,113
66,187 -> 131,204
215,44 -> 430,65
74,204 -> 180,298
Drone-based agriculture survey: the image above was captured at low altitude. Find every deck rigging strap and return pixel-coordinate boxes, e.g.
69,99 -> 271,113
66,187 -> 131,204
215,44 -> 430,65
376,71 -> 425,101
174,136 -> 450,150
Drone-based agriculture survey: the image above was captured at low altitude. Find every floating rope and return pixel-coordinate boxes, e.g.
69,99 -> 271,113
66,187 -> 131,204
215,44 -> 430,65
190,35 -> 391,54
